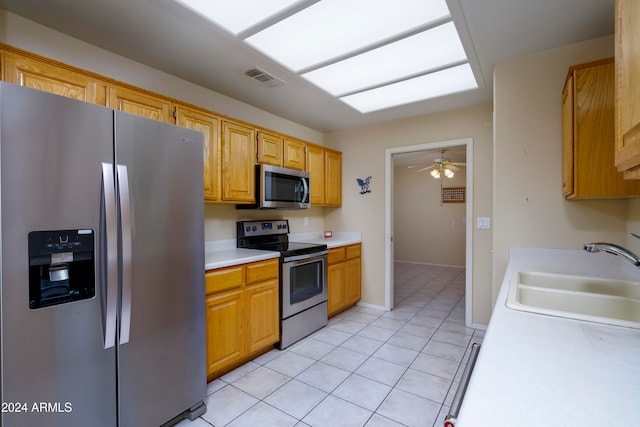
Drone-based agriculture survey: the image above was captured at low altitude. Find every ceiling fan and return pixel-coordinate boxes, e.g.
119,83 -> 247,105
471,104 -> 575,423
409,149 -> 466,178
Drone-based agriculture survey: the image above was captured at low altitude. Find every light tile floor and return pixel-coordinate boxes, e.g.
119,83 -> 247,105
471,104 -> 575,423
177,262 -> 484,427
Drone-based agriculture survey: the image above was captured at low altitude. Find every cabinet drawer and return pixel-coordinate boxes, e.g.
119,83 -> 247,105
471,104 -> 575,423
328,247 -> 345,264
246,259 -> 279,284
345,244 -> 361,260
206,265 -> 244,294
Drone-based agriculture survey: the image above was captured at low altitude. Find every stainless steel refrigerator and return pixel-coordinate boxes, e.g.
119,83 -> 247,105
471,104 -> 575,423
0,82 -> 207,426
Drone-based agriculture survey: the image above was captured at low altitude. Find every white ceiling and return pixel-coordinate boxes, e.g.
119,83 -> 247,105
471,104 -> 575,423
0,0 -> 614,133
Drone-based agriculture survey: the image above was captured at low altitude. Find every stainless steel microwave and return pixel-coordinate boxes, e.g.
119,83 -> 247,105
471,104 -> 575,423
238,164 -> 310,209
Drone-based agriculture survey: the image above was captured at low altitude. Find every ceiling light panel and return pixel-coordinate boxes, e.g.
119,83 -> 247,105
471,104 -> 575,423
245,0 -> 451,72
340,63 -> 478,113
301,22 -> 466,96
173,0 -> 300,35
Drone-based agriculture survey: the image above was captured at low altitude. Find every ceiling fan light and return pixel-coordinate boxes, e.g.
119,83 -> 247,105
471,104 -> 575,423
444,168 -> 454,178
430,169 -> 440,178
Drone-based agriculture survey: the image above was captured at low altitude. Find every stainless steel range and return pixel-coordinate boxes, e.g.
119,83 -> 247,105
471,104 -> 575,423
237,220 -> 328,349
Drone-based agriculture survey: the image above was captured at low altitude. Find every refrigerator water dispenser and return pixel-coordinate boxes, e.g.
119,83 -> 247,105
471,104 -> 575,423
28,229 -> 95,309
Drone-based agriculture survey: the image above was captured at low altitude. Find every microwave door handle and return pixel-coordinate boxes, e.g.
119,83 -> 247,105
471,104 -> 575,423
301,176 -> 309,203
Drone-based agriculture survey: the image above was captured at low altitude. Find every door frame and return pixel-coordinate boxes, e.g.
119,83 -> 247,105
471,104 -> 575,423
385,137 -> 474,327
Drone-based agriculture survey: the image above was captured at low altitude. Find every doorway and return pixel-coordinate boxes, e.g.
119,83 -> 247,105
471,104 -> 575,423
384,138 -> 474,327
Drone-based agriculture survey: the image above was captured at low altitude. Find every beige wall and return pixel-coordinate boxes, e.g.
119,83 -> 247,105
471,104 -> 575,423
204,204 -> 325,241
324,102 -> 494,324
394,164 -> 466,266
492,35 -> 635,303
0,10 -> 327,241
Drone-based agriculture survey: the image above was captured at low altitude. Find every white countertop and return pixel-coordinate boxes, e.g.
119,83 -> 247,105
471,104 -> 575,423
204,232 -> 362,270
289,231 -> 362,249
457,247 -> 640,427
204,239 -> 279,270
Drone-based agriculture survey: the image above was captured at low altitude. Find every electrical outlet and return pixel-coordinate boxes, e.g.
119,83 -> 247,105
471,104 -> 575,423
304,216 -> 309,226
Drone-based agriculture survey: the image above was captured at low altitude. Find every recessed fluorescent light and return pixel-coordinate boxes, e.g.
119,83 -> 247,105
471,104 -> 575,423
245,0 -> 451,72
172,0 -> 300,35
340,63 -> 478,113
301,22 -> 466,96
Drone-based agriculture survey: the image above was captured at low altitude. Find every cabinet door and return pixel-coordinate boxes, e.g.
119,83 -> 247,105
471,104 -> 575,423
222,121 -> 256,202
257,131 -> 283,166
284,138 -> 306,170
206,289 -> 244,378
107,85 -> 172,122
561,74 -> 575,197
176,105 -> 221,201
246,259 -> 279,284
307,144 -> 326,205
562,59 -> 640,198
345,257 -> 361,306
325,149 -> 342,206
328,262 -> 346,318
2,53 -> 106,104
245,279 -> 279,354
615,0 -> 640,178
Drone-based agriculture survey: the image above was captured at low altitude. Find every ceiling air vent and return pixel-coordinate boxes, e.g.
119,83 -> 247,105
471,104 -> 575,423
244,66 -> 286,88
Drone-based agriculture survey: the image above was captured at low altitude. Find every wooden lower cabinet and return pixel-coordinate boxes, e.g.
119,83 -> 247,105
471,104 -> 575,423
245,279 -> 279,353
205,289 -> 244,376
327,262 -> 346,317
205,259 -> 279,380
328,244 -> 362,318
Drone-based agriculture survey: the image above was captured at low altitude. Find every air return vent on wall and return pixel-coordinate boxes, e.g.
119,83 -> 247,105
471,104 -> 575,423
244,66 -> 286,87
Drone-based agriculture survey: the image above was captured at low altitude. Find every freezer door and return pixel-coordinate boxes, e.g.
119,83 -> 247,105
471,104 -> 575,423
0,83 -> 117,426
114,111 -> 206,426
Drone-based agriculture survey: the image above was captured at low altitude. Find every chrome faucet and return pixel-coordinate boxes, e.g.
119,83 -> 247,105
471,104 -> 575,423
584,234 -> 640,267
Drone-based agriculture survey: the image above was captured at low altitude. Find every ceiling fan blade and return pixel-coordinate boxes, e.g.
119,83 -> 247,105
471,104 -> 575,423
450,162 -> 466,166
415,165 -> 435,173
447,164 -> 460,171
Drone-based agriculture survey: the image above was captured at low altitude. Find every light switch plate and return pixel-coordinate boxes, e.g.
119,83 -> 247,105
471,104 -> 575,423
477,217 -> 491,230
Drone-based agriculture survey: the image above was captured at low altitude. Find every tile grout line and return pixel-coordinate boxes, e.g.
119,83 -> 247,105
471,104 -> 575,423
197,263 -> 481,427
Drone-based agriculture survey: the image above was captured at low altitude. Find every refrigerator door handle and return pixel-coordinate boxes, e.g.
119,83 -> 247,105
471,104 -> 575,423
117,164 -> 132,345
101,162 -> 118,349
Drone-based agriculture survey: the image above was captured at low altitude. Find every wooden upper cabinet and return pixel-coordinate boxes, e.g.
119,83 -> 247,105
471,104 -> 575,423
256,132 -> 306,171
107,85 -> 172,123
283,138 -> 306,170
562,58 -> 640,199
256,130 -> 283,166
222,120 -> 256,202
2,52 -> 106,104
562,73 -> 575,196
306,143 -> 342,206
307,143 -> 326,206
615,0 -> 640,178
176,105 -> 221,202
325,148 -> 342,206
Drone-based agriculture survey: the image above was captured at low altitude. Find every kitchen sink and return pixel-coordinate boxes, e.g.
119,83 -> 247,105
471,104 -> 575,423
506,271 -> 640,329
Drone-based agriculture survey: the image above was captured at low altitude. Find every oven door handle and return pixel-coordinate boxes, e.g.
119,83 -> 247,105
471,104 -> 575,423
283,249 -> 328,263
